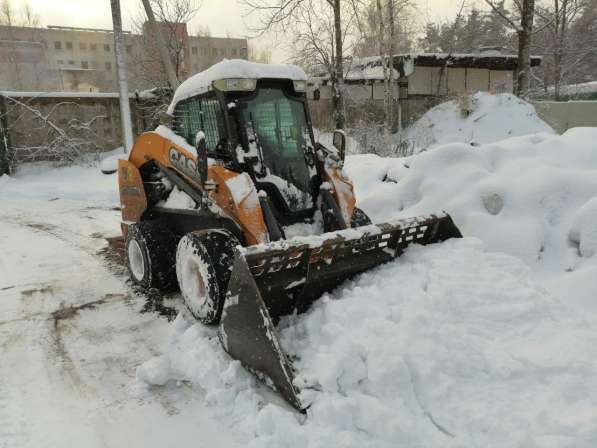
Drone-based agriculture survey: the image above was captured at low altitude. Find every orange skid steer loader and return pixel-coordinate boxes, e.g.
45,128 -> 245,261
115,60 -> 461,410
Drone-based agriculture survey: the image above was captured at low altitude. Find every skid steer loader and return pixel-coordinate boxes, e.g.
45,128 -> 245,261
117,60 -> 461,411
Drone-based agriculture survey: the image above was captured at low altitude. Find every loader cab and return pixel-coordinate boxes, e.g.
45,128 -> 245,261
172,77 -> 319,225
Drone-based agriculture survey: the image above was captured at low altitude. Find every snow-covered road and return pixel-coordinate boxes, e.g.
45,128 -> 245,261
0,166 -> 242,448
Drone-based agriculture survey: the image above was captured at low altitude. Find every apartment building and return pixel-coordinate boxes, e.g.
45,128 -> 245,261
0,24 -> 248,93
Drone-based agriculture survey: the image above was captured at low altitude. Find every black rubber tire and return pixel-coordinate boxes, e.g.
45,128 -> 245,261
125,222 -> 179,291
176,229 -> 239,325
351,207 -> 372,227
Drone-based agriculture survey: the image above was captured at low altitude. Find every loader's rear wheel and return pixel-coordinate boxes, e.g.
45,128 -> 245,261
351,207 -> 372,227
125,222 -> 178,291
176,230 -> 238,325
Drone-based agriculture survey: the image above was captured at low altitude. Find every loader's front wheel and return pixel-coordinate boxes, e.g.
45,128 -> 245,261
125,222 -> 178,291
176,230 -> 238,325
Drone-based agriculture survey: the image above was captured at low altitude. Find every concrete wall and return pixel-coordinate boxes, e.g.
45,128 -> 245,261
532,101 -> 597,133
1,93 -> 150,166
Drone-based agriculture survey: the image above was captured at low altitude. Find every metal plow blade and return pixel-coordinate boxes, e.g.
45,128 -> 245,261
219,212 -> 461,411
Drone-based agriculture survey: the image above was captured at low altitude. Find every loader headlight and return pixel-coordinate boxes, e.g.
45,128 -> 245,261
293,80 -> 306,92
213,78 -> 257,92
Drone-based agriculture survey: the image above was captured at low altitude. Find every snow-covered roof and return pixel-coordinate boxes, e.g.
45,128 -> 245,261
167,59 -> 307,114
311,52 -> 543,82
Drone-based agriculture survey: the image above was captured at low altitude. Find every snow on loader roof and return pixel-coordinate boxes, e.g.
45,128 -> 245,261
168,59 -> 307,114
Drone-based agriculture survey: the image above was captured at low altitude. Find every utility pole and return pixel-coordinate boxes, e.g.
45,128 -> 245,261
0,96 -> 9,176
110,0 -> 134,153
141,0 -> 180,90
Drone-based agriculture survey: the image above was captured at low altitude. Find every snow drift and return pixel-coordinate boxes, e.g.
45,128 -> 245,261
135,126 -> 597,446
404,92 -> 554,150
135,238 -> 597,447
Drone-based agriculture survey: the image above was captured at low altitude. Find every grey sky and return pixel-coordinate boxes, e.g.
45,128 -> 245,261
22,0 -> 475,61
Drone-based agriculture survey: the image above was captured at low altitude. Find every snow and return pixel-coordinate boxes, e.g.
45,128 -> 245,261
158,186 -> 197,209
0,90 -> 134,98
0,163 -> 242,448
154,125 -> 198,157
226,172 -> 260,210
569,197 -> 597,258
549,81 -> 597,96
4,90 -> 597,447
99,146 -> 127,174
404,93 -> 555,150
168,59 -> 307,114
344,56 -> 415,81
262,172 -> 314,210
137,238 -> 597,447
134,94 -> 597,446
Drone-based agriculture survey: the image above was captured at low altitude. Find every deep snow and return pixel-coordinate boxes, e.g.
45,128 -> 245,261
404,92 -> 554,150
344,127 -> 597,304
3,94 -> 597,447
135,127 -> 597,445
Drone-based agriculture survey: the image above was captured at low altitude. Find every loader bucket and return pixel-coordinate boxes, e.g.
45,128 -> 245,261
219,212 -> 461,411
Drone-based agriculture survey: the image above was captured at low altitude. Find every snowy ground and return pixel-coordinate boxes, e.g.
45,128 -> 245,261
2,94 -> 597,447
0,165 -> 243,448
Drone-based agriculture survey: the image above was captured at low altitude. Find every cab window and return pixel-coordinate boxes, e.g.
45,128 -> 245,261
173,97 -> 226,154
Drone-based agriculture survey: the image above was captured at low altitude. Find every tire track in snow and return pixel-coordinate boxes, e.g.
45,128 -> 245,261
0,331 -> 29,448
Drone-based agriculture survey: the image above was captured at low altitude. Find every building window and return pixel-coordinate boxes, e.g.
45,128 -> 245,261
232,49 -> 237,56
105,62 -> 112,70
104,44 -> 110,52
57,59 -> 63,65
54,41 -> 62,50
212,48 -> 217,56
219,48 -> 226,56
81,61 -> 89,69
80,42 -> 87,50
68,60 -> 74,65
90,43 -> 97,51
201,48 -> 207,56
192,46 -> 197,55
240,48 -> 247,58
66,41 -> 73,50
126,45 -> 132,54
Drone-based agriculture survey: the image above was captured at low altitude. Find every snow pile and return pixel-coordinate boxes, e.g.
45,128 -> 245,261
135,238 -> 597,447
345,127 -> 597,300
404,93 -> 554,150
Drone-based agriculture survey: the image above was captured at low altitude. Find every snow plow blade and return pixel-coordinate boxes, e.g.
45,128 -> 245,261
219,212 -> 461,411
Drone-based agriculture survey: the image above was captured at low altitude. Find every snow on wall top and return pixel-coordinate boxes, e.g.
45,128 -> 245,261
167,59 -> 307,114
0,91 -> 134,99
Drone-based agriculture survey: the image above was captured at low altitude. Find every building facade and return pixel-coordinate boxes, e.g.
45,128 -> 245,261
308,52 -> 543,130
0,24 -> 248,93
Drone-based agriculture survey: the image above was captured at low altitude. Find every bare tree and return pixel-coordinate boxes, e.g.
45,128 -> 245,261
534,0 -> 593,99
485,0 -> 537,95
131,0 -> 201,89
240,0 -> 359,129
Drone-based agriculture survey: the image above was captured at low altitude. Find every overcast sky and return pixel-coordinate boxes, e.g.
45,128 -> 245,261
23,0 -> 477,62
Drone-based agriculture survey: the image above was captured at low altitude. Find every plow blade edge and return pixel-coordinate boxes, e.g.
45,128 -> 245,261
219,212 -> 461,411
